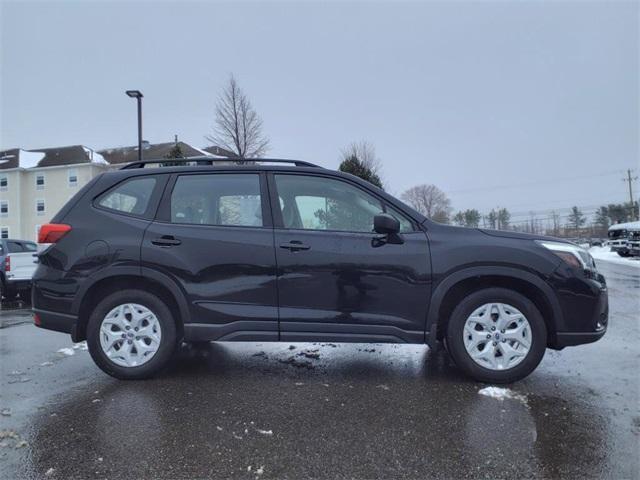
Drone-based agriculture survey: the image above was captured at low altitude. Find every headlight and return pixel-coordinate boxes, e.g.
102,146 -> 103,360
536,241 -> 596,270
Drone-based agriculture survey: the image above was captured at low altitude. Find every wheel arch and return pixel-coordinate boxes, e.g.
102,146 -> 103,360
72,267 -> 189,342
427,266 -> 562,348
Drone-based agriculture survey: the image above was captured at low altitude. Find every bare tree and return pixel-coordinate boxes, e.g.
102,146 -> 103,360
206,75 -> 270,159
401,184 -> 452,223
341,141 -> 384,187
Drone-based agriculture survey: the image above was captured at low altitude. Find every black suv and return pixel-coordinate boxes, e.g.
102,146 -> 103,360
32,159 -> 608,382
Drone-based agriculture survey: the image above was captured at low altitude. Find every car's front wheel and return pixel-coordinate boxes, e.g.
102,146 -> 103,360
445,288 -> 547,383
86,290 -> 177,380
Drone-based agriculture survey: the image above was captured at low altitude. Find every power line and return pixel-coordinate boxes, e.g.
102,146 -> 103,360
445,169 -> 623,196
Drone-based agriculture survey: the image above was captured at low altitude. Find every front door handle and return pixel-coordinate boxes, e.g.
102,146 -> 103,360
279,241 -> 310,252
151,235 -> 182,247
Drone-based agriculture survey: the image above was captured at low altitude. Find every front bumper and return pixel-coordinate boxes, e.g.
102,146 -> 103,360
551,278 -> 608,349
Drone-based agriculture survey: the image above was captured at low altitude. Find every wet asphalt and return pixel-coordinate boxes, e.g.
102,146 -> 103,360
0,261 -> 638,480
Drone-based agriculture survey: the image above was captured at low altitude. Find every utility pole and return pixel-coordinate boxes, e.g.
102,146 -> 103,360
623,169 -> 638,220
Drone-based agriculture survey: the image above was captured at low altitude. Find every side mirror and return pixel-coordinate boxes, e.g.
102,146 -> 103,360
374,213 -> 400,235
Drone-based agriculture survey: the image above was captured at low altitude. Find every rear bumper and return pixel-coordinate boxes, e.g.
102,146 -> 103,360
3,279 -> 32,289
33,308 -> 77,338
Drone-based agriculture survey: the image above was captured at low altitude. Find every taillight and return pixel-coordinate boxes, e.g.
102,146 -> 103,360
38,224 -> 72,244
4,256 -> 10,272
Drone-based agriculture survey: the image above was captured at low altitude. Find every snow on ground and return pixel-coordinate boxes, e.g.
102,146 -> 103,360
478,386 -> 528,405
590,246 -> 640,268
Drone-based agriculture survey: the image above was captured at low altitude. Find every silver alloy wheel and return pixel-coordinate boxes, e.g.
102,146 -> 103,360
99,303 -> 162,368
463,302 -> 531,370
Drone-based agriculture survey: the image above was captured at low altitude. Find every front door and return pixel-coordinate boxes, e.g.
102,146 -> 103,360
270,173 -> 431,343
141,172 -> 278,341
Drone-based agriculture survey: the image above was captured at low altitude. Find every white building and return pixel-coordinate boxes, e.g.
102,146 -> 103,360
0,141 -> 233,242
0,146 -> 110,241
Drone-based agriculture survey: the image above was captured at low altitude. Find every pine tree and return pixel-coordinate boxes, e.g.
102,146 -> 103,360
339,155 -> 383,189
163,140 -> 185,167
567,206 -> 586,233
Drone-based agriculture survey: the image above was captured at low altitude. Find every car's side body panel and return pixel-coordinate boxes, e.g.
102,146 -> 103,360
31,163 -> 608,356
274,230 -> 431,343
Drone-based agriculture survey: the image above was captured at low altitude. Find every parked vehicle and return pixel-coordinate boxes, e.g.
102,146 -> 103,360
607,221 -> 640,257
0,239 -> 38,301
32,158 -> 608,383
628,230 -> 640,257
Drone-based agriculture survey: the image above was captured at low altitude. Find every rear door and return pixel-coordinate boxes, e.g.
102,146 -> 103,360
141,171 -> 278,341
270,172 -> 431,343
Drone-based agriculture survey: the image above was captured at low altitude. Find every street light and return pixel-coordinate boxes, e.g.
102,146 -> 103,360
125,90 -> 144,161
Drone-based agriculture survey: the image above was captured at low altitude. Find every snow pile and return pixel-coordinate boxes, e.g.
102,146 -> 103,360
589,246 -> 640,268
478,386 -> 528,405
83,147 -> 108,165
19,150 -> 45,168
56,347 -> 75,356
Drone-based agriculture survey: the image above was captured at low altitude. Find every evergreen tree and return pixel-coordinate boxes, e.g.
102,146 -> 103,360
567,206 -> 586,233
497,208 -> 510,230
165,143 -> 184,159
594,206 -> 610,234
339,154 -> 383,189
485,210 -> 497,229
163,141 -> 185,167
453,209 -> 481,227
464,209 -> 481,228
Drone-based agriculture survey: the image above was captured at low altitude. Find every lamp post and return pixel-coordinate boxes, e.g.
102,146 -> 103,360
125,90 -> 144,161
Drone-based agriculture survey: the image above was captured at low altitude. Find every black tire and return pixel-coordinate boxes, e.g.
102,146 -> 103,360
617,251 -> 630,257
86,289 -> 178,380
445,288 -> 547,384
3,287 -> 17,301
18,288 -> 31,302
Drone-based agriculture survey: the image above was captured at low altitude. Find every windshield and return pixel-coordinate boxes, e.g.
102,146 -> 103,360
608,229 -> 627,239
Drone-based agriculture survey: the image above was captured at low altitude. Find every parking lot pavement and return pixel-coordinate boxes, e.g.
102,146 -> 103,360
1,261 -> 638,480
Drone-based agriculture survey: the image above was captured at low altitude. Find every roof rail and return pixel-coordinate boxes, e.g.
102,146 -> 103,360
120,157 -> 323,170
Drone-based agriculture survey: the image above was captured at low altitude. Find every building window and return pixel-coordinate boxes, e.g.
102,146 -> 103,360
1,227 -> 8,239
0,201 -> 7,217
36,199 -> 45,216
0,176 -> 7,191
68,169 -> 78,187
36,174 -> 45,190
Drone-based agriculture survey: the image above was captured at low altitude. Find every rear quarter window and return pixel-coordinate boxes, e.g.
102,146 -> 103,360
6,241 -> 25,253
96,177 -> 157,217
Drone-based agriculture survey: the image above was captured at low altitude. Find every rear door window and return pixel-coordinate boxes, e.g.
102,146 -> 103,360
170,174 -> 264,227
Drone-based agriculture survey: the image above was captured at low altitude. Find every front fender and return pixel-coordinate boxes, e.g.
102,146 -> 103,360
425,266 -> 563,346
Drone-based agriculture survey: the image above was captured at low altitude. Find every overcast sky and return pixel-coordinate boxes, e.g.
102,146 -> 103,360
1,1 -> 638,223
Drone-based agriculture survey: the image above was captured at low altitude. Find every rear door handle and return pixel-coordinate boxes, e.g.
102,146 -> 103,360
151,236 -> 182,247
279,241 -> 310,252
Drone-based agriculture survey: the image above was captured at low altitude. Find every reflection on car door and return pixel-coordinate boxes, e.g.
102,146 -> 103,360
141,172 -> 279,341
270,173 -> 431,343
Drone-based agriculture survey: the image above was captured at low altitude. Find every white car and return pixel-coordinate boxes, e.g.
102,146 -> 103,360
607,221 -> 640,257
0,239 -> 38,301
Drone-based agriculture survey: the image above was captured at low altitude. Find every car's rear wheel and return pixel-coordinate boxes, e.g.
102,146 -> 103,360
445,288 -> 547,383
86,290 -> 177,380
